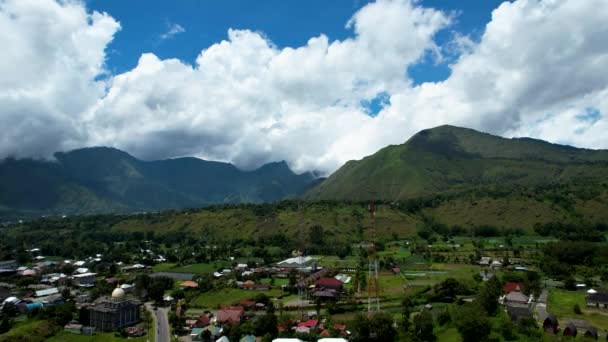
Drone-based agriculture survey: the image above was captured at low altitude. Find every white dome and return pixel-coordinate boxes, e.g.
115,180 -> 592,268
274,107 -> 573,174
111,287 -> 125,299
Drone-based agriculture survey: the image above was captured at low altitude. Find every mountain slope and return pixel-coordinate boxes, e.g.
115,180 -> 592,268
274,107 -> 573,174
0,147 -> 317,218
306,125 -> 608,200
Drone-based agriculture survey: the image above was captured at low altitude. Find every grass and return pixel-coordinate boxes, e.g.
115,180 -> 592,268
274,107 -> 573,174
47,331 -> 148,342
548,289 -> 608,330
190,287 -> 284,309
0,319 -> 59,340
260,278 -> 289,286
152,262 -> 230,274
152,262 -> 177,272
434,326 -> 461,342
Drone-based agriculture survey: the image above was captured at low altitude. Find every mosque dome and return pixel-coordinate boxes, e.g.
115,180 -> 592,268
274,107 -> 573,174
111,286 -> 125,300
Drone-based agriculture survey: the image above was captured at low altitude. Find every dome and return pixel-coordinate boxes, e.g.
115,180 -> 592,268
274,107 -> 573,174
111,287 -> 125,299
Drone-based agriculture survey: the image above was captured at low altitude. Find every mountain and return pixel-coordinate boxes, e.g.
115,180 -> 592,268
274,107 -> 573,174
306,125 -> 608,200
0,147 -> 317,219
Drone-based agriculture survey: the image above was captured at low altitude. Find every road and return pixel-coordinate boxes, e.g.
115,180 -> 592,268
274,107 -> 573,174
534,289 -> 549,324
146,303 -> 170,342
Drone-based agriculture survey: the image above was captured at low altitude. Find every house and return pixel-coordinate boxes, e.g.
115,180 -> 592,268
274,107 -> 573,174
276,256 -> 315,269
0,260 -> 18,270
75,268 -> 89,274
239,282 -> 270,291
490,260 -> 503,269
217,306 -> 245,324
194,315 -> 210,328
36,287 -> 59,298
505,305 -> 532,321
73,273 -> 97,287
503,282 -> 524,293
179,280 -> 199,289
190,328 -> 204,341
240,334 -> 255,342
297,319 -> 318,330
543,315 -> 559,334
217,337 -> 230,342
316,278 -> 343,290
64,323 -> 83,335
240,300 -> 256,310
313,289 -> 338,300
584,327 -> 598,339
504,291 -> 529,305
587,292 -> 608,308
563,323 -> 577,337
478,257 -> 491,266
120,284 -> 134,294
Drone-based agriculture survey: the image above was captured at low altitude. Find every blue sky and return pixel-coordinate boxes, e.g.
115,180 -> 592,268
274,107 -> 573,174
86,0 -> 501,84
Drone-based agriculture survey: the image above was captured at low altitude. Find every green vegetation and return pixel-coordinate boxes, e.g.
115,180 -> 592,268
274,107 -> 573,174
308,125 -> 608,201
0,147 -> 317,219
548,289 -> 608,329
190,288 -> 284,309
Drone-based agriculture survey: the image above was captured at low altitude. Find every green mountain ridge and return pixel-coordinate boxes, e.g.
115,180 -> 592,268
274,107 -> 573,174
306,125 -> 608,200
0,147 -> 317,219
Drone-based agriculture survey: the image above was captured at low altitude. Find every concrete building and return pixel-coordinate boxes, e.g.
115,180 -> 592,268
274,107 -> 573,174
88,287 -> 141,331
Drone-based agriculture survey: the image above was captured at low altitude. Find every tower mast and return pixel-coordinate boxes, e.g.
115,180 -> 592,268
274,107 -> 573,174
367,192 -> 380,313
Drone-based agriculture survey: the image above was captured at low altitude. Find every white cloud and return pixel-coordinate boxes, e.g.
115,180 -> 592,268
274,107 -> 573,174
1,0 -> 608,175
160,22 -> 185,40
0,0 -> 120,159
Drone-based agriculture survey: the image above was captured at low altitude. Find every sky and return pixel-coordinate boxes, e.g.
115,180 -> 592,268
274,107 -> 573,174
1,0 -> 607,174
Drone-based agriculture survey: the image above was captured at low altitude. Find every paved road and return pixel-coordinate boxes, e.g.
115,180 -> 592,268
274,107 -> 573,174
146,304 -> 170,342
534,289 -> 549,323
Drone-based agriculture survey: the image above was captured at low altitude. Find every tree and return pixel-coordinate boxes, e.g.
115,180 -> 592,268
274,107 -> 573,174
475,276 -> 501,316
455,303 -> 491,342
351,312 -> 397,342
369,311 -> 397,342
401,296 -> 413,333
413,310 -> 435,341
148,281 -> 165,303
0,317 -> 11,334
254,314 -> 278,338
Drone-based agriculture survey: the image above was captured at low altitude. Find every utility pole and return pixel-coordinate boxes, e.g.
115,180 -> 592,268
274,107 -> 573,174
367,192 -> 380,314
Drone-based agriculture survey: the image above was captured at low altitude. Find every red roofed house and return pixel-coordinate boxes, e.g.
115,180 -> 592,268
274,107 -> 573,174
180,280 -> 199,289
298,319 -> 319,329
239,300 -> 256,310
217,306 -> 245,324
316,278 -> 343,290
503,282 -> 524,293
195,315 -> 210,328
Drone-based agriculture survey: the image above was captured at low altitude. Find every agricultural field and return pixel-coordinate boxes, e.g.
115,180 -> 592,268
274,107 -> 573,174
547,289 -> 608,331
190,287 -> 286,309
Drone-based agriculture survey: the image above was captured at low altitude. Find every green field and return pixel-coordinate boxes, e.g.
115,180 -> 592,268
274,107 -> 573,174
190,288 -> 285,309
152,262 -> 230,274
548,289 -> 608,330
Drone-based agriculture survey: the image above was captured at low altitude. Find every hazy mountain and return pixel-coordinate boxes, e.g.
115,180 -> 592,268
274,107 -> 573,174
306,125 -> 608,200
0,147 -> 317,218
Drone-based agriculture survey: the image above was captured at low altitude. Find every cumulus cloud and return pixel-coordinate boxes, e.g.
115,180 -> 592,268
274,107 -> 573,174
160,22 -> 185,40
1,0 -> 608,174
0,0 -> 120,158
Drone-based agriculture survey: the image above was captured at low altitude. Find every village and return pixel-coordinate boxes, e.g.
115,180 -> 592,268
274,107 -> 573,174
1,233 -> 608,342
